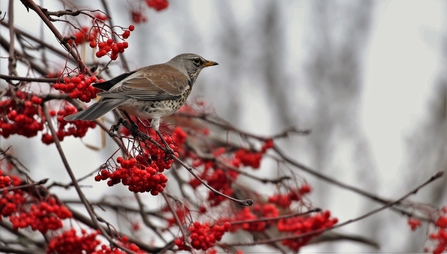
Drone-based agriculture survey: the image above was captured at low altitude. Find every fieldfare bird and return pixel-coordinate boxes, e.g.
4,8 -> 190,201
65,53 -> 218,131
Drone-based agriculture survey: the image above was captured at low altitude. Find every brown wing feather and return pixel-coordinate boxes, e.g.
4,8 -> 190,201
98,64 -> 190,101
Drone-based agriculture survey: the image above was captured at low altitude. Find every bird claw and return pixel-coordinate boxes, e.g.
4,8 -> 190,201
108,117 -> 124,137
109,124 -> 119,133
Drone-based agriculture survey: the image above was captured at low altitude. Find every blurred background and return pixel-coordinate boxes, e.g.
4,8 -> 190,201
1,0 -> 446,252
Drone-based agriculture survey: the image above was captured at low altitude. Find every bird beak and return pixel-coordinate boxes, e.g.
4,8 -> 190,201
203,60 -> 218,67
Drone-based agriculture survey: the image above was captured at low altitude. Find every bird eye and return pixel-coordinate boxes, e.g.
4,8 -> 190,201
192,57 -> 202,66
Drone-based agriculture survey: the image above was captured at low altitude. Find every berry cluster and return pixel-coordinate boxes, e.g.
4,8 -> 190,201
228,208 -> 264,232
427,206 -> 447,254
71,26 -> 98,46
0,172 -> 23,217
228,204 -> 280,232
277,210 -> 338,251
70,14 -> 108,46
9,197 -> 72,233
268,184 -> 312,208
131,10 -> 147,23
0,173 -> 11,188
407,217 -> 422,231
95,156 -> 168,195
234,139 -> 274,169
0,91 -> 44,138
95,37 -> 130,61
255,203 -> 280,220
187,139 -> 274,207
189,165 -> 239,207
92,236 -> 145,254
47,229 -> 101,254
41,104 -> 97,145
129,0 -> 169,23
120,125 -> 186,171
175,221 -> 231,251
69,12 -> 133,61
47,230 -> 145,254
53,74 -> 101,103
146,0 -> 169,11
0,172 -> 73,234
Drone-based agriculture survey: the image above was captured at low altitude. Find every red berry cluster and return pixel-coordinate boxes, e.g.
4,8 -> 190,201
120,125 -> 186,171
1,172 -> 72,234
234,139 -> 274,169
68,13 -> 133,61
407,217 -> 422,231
175,221 -> 231,251
268,184 -> 312,208
129,0 -> 169,23
0,171 -> 23,218
71,26 -> 98,46
9,197 -> 72,233
146,0 -> 169,11
95,156 -> 168,195
189,165 -> 239,207
277,210 -> 338,251
71,13 -> 109,45
41,105 -> 97,145
172,126 -> 188,154
54,74 -> 100,103
255,203 -> 280,220
427,206 -> 447,254
0,173 -> 11,188
230,207 -> 263,232
228,204 -> 279,232
47,230 -> 145,254
0,91 -> 44,138
131,10 -> 148,23
47,229 -> 101,254
92,236 -> 145,254
95,37 -> 130,61
187,140 -> 274,206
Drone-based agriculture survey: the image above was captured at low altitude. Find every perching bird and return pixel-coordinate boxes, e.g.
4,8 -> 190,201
65,53 -> 218,130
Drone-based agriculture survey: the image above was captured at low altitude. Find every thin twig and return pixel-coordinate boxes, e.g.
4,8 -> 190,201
22,0 -> 91,73
0,20 -> 77,64
0,178 -> 48,192
0,74 -> 60,83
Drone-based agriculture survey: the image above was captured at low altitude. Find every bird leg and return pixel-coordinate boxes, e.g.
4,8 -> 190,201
121,111 -> 140,135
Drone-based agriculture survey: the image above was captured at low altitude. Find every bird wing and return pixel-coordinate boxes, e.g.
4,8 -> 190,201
93,71 -> 136,91
98,64 -> 190,101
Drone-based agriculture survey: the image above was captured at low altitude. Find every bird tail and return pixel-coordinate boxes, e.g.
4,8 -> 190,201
64,99 -> 124,121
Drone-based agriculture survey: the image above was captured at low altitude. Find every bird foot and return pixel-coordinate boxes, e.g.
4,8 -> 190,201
108,117 -> 124,137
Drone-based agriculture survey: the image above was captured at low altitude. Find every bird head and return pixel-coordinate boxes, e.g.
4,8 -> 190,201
167,53 -> 218,85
